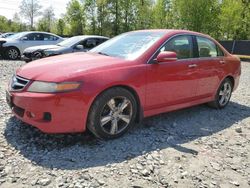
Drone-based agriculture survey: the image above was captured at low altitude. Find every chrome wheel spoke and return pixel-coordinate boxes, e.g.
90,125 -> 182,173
219,95 -> 225,105
110,120 -> 118,135
118,99 -> 130,112
118,114 -> 131,124
100,96 -> 133,135
219,82 -> 232,106
100,115 -> 112,126
107,99 -> 116,111
219,90 -> 224,96
223,83 -> 228,92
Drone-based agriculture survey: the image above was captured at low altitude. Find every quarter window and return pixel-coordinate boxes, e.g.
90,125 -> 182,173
160,35 -> 193,59
197,36 -> 219,58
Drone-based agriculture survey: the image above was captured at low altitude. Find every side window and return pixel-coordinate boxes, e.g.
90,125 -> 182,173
160,35 -> 193,59
217,46 -> 224,57
26,33 -> 44,41
26,33 -> 36,40
84,39 -> 97,49
197,36 -> 218,58
97,38 -> 108,45
43,34 -> 59,41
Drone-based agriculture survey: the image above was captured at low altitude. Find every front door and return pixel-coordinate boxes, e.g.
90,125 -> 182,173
146,35 -> 199,110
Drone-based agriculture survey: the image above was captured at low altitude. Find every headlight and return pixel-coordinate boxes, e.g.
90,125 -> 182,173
27,81 -> 81,93
44,51 -> 57,56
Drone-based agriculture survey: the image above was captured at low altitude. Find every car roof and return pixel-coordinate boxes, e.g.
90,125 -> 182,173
130,29 -> 210,38
71,35 -> 109,40
17,31 -> 63,38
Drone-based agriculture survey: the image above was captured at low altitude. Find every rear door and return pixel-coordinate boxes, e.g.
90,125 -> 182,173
43,34 -> 60,45
193,36 -> 225,98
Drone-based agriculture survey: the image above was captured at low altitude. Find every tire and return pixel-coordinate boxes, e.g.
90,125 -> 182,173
208,78 -> 233,109
5,47 -> 20,60
87,87 -> 137,139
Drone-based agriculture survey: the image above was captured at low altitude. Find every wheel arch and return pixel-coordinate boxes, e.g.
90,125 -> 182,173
5,46 -> 21,57
6,46 -> 20,53
225,75 -> 235,89
88,84 -> 143,124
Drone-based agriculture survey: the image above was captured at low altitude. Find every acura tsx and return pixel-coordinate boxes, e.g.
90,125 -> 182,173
6,30 -> 241,139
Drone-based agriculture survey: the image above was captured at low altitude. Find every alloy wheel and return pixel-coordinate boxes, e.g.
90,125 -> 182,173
218,82 -> 232,106
8,49 -> 19,60
100,96 -> 133,135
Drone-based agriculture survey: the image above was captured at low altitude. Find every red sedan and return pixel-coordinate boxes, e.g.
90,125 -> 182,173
6,30 -> 241,139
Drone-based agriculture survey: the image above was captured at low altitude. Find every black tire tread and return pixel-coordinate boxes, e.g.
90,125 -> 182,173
87,87 -> 137,139
208,78 -> 233,109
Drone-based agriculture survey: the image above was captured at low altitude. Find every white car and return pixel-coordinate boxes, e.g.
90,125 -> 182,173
0,31 -> 63,60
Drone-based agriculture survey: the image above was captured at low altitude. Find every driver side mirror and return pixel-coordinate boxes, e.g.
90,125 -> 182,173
75,45 -> 84,50
155,51 -> 177,63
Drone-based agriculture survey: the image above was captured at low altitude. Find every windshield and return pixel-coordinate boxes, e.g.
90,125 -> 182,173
90,32 -> 165,60
7,32 -> 27,40
58,36 -> 84,47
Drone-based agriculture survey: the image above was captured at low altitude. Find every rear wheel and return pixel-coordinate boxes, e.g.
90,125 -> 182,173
87,87 -> 137,139
6,47 -> 20,60
208,78 -> 233,109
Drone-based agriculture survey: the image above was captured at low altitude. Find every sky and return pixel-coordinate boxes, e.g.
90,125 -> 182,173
0,0 -> 70,20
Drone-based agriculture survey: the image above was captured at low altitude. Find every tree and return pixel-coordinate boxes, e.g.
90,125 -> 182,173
56,18 -> 66,36
239,0 -> 250,39
37,7 -> 55,32
172,0 -> 220,37
65,0 -> 85,35
219,0 -> 243,40
96,0 -> 109,35
0,16 -> 9,32
84,0 -> 97,34
152,0 -> 172,29
19,0 -> 42,30
135,0 -> 154,29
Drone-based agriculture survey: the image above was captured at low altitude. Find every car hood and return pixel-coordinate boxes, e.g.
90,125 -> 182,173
16,52 -> 130,82
0,38 -> 7,42
24,45 -> 60,53
0,38 -> 16,43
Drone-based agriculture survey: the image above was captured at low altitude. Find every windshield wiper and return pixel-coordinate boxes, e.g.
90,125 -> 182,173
98,52 -> 110,56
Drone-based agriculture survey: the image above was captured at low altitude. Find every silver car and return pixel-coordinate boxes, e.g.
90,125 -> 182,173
22,35 -> 109,62
0,31 -> 63,60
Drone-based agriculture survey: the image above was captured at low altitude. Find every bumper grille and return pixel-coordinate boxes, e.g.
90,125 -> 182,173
10,75 -> 30,91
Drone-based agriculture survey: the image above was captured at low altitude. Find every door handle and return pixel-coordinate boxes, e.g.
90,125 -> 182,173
188,64 -> 198,68
220,60 -> 226,64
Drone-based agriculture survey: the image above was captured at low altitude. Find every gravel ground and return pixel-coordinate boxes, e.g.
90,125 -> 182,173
0,60 -> 249,188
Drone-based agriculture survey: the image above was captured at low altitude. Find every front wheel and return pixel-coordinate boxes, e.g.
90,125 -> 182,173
87,88 -> 137,139
208,78 -> 233,109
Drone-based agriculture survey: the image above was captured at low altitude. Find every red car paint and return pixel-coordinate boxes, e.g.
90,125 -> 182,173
7,30 -> 241,133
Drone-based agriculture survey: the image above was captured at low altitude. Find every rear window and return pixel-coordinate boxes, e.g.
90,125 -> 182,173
197,36 -> 219,58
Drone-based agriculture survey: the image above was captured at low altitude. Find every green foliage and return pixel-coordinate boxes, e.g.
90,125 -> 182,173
55,19 -> 66,36
0,15 -> 27,33
173,0 -> 220,36
37,7 -> 55,32
219,0 -> 250,40
65,0 -> 85,35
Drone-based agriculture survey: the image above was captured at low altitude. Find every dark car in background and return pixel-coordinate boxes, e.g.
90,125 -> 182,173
22,35 -> 109,62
